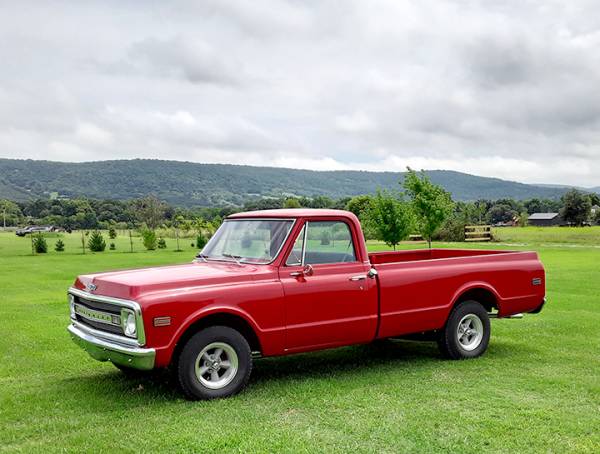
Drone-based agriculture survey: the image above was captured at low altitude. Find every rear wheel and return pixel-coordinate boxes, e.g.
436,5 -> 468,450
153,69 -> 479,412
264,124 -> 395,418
177,326 -> 252,400
438,300 -> 490,359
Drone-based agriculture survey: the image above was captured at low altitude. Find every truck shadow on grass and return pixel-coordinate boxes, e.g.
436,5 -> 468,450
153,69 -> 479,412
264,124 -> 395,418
59,338 -> 533,405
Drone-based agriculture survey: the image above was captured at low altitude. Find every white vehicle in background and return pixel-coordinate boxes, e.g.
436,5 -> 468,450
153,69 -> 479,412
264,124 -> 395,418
15,225 -> 61,236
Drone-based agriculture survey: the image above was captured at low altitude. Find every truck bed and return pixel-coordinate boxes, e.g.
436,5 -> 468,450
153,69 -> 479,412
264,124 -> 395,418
369,249 -> 545,339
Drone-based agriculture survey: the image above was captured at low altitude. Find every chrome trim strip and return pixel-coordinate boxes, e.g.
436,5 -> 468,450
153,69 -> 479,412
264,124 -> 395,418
74,303 -> 121,326
68,324 -> 155,370
68,288 -> 146,346
71,320 -> 140,347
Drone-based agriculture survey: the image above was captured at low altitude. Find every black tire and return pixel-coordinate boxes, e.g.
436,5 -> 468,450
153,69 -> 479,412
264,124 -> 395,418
438,300 -> 490,360
177,326 -> 252,400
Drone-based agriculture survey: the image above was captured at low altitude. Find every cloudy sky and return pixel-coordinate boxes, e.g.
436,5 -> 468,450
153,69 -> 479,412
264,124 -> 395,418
1,0 -> 599,186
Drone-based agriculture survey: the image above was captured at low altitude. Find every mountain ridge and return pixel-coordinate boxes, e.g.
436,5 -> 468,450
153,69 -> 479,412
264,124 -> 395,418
0,158 -> 589,207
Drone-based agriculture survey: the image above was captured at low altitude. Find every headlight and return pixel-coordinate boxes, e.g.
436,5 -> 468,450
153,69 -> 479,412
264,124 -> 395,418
121,309 -> 137,337
68,294 -> 76,319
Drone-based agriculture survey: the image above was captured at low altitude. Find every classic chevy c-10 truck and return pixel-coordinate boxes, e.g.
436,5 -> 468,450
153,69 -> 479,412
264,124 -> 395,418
68,209 -> 546,399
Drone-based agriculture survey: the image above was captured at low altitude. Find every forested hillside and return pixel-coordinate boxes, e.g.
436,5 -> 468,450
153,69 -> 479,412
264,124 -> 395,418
0,158 -> 575,207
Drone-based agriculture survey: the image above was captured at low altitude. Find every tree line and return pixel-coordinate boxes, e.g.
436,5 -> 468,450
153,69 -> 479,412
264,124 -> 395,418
1,171 -> 598,250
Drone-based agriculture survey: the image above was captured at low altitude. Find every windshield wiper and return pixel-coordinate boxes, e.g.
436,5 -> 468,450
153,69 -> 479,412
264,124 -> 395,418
195,253 -> 209,262
221,253 -> 243,266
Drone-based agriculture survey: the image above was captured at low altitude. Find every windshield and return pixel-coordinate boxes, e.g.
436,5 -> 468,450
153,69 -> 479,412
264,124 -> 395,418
199,219 -> 294,264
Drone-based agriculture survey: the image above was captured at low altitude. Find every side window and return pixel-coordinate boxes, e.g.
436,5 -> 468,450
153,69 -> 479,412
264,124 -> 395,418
285,225 -> 305,266
304,221 -> 356,265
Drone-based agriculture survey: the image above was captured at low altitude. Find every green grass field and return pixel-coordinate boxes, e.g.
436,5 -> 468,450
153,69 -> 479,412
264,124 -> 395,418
1,229 -> 599,453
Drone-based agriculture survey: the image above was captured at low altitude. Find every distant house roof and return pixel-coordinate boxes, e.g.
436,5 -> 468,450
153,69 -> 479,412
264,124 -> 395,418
529,212 -> 559,220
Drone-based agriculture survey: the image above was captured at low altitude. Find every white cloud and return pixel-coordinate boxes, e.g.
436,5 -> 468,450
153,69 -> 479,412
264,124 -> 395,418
0,0 -> 599,186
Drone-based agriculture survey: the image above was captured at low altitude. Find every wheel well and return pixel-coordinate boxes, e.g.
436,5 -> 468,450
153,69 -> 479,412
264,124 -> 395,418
454,288 -> 498,313
172,313 -> 262,365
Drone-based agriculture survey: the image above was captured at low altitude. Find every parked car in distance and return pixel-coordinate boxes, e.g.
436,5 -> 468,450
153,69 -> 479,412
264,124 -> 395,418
67,209 -> 546,400
16,225 -> 60,236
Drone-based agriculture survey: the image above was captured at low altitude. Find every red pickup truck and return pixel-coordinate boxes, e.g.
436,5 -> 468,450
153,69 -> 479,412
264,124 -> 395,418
68,209 -> 546,399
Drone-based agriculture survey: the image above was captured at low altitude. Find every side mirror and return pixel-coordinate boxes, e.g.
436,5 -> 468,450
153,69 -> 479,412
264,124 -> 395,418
303,264 -> 314,276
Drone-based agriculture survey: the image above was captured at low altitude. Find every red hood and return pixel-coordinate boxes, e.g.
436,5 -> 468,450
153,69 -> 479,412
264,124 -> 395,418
74,261 -> 269,301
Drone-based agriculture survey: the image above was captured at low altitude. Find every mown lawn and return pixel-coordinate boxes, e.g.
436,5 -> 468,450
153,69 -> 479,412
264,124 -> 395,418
1,229 -> 599,453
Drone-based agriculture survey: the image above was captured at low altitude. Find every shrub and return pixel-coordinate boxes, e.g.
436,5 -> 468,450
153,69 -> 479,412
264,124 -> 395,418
141,229 -> 157,250
54,239 -> 65,252
33,234 -> 48,254
108,228 -> 117,239
191,242 -> 195,248
109,242 -> 116,250
157,237 -> 167,249
196,233 -> 207,249
320,230 -> 331,245
88,231 -> 106,252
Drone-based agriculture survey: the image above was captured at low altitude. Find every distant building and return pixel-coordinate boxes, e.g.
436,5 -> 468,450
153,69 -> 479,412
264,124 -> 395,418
528,212 -> 561,226
592,205 -> 599,216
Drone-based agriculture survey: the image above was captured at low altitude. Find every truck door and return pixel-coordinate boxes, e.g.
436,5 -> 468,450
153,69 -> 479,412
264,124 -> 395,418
279,220 -> 378,352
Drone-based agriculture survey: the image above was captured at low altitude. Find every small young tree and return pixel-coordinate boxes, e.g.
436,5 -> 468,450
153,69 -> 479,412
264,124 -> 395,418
365,190 -> 413,250
108,228 -> 117,239
33,233 -> 48,253
141,229 -> 157,250
157,237 -> 167,249
54,239 -> 65,252
403,168 -> 454,248
88,231 -> 106,252
173,215 -> 184,252
196,232 -> 207,249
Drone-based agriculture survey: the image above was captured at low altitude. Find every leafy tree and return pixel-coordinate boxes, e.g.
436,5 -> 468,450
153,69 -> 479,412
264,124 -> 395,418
283,198 -> 301,208
132,196 -> 166,229
141,229 -> 157,250
157,237 -> 167,249
403,169 -> 454,248
88,231 -> 106,252
560,189 -> 592,226
33,234 -> 48,253
346,195 -> 373,218
0,199 -> 23,227
487,204 -> 517,224
320,230 -> 332,245
108,228 -> 117,239
54,239 -> 65,252
517,212 -> 529,227
365,190 -> 413,250
594,209 -> 600,225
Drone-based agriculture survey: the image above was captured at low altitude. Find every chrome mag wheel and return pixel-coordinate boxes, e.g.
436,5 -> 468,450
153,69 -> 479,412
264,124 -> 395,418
194,342 -> 239,390
456,313 -> 484,351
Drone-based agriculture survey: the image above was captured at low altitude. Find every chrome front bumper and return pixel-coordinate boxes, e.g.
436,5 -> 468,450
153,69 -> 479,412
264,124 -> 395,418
68,323 -> 156,370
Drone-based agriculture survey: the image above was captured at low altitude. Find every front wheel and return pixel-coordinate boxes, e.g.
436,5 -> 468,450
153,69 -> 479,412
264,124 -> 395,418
438,300 -> 490,359
177,326 -> 252,400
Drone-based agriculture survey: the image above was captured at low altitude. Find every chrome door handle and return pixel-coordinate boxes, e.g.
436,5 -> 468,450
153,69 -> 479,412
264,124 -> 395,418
349,275 -> 367,281
290,271 -> 303,277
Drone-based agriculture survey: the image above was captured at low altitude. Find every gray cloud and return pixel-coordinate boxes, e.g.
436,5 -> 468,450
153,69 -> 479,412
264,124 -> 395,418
0,0 -> 599,186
